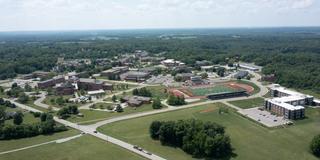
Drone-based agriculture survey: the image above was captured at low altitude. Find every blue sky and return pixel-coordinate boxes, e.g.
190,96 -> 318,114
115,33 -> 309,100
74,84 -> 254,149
0,0 -> 319,31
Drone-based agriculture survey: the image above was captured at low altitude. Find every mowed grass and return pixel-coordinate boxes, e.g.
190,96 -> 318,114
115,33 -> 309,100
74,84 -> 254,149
0,135 -> 145,160
0,129 -> 79,152
229,97 -> 265,109
68,103 -> 166,124
98,103 -> 320,160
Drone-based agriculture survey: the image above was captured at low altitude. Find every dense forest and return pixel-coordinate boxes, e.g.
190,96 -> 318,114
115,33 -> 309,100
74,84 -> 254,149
0,28 -> 319,93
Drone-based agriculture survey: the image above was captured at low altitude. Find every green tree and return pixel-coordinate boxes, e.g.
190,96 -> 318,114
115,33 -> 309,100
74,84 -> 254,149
200,73 -> 208,79
152,97 -> 162,109
55,96 -> 65,106
18,93 -> 29,104
0,106 -> 6,125
115,104 -> 123,113
149,121 -> 163,139
217,67 -> 225,77
24,84 -> 32,92
112,95 -> 117,102
13,111 -> 24,125
310,135 -> 320,157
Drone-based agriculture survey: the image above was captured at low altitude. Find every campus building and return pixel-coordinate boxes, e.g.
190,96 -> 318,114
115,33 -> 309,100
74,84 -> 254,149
121,71 -> 150,82
37,76 -> 65,89
264,85 -> 314,120
122,96 -> 151,107
77,78 -> 113,91
100,66 -> 129,78
238,63 -> 262,72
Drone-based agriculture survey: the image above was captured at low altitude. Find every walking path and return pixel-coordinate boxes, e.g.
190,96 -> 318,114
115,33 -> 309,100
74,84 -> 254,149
33,91 -> 59,111
0,134 -> 82,155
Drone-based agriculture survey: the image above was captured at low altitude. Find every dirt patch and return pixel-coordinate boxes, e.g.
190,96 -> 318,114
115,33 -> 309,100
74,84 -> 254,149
199,108 -> 216,114
226,82 -> 254,93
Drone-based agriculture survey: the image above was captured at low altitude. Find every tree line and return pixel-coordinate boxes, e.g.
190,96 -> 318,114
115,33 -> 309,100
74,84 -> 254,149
149,119 -> 233,159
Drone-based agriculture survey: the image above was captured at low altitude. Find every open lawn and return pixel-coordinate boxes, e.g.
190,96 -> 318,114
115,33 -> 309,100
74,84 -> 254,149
105,85 -> 167,101
4,108 -> 40,125
0,129 -> 79,153
0,135 -> 145,160
145,85 -> 168,99
43,95 -> 80,108
229,97 -> 265,109
68,103 -> 166,124
98,103 -> 320,160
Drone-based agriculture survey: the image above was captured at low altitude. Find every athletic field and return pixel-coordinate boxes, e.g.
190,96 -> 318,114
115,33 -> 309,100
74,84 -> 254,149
183,84 -> 245,97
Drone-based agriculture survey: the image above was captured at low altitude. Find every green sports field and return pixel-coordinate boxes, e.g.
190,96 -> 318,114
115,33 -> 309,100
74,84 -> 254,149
189,85 -> 243,96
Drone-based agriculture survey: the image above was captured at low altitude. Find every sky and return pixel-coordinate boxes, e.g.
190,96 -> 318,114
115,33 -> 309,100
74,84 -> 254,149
0,0 -> 320,31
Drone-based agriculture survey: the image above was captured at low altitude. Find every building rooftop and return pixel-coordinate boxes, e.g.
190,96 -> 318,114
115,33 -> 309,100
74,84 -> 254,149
88,89 -> 105,95
271,86 -> 313,98
268,99 -> 305,111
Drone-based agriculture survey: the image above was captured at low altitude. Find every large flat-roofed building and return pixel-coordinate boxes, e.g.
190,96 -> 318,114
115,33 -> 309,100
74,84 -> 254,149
122,96 -> 151,107
37,76 -> 65,89
233,70 -> 249,79
270,85 -> 314,104
238,63 -> 262,72
161,59 -> 185,67
78,78 -> 113,91
101,66 -> 129,79
265,85 -> 314,120
265,99 -> 305,120
54,83 -> 75,95
121,71 -> 150,82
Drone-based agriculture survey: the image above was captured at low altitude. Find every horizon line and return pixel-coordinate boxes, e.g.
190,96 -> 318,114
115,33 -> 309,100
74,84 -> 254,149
1,26 -> 320,34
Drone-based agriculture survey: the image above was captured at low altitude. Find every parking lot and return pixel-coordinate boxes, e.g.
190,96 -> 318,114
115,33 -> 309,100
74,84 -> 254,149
238,107 -> 289,127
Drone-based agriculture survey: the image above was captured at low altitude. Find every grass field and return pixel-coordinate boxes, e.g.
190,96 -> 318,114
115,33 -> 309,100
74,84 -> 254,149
98,103 -> 320,160
0,135 -> 145,160
0,129 -> 79,152
43,95 -> 79,108
229,97 -> 265,109
68,103 -> 165,124
189,85 -> 241,96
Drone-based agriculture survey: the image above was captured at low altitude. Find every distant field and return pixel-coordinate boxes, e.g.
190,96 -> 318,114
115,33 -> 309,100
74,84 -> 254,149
229,97 -> 265,109
98,103 -> 320,160
0,135 -> 145,160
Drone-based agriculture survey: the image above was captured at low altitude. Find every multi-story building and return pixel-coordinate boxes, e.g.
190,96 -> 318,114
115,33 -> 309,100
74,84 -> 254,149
265,85 -> 314,120
77,78 -> 113,91
37,76 -> 65,89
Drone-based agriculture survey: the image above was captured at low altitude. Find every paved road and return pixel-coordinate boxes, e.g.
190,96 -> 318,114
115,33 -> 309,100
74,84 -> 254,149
33,91 -> 59,111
